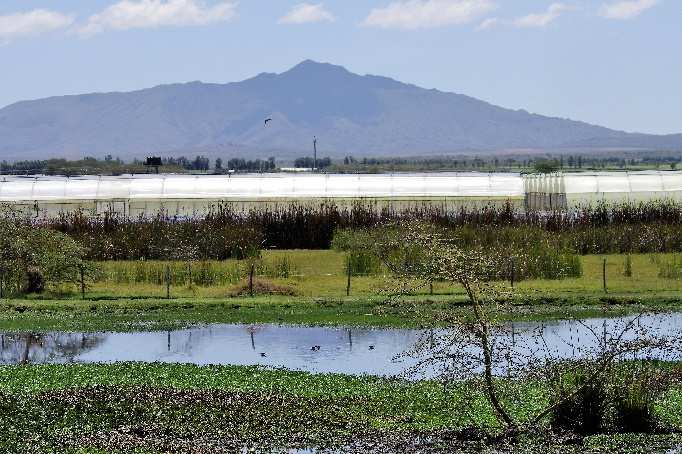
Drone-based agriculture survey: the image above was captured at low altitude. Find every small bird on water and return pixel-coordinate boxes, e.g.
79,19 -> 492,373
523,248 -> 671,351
260,352 -> 267,357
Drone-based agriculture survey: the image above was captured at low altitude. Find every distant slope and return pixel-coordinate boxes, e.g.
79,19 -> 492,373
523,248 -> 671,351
0,60 -> 680,161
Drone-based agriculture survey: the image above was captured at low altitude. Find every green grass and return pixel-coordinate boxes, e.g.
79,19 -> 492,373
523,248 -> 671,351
0,363 -> 500,430
88,251 -> 682,299
0,251 -> 680,332
0,363 -> 680,452
0,292 -> 680,332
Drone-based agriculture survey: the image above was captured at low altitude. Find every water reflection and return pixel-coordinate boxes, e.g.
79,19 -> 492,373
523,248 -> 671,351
0,333 -> 105,364
0,313 -> 680,377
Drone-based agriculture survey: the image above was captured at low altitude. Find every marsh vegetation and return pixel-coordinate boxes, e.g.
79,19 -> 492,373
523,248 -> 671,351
1,203 -> 682,451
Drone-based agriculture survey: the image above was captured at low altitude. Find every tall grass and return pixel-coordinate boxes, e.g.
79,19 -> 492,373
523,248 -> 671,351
99,261 -> 243,286
10,200 -> 682,259
653,254 -> 682,279
333,226 -> 582,281
98,257 -> 299,287
45,210 -> 262,261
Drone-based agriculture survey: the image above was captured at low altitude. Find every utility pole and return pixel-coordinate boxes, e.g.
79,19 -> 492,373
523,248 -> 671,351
313,136 -> 318,172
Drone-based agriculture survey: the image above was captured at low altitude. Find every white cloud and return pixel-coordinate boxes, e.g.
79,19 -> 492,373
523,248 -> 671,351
279,3 -> 334,24
599,0 -> 657,20
476,17 -> 499,30
362,0 -> 496,30
80,0 -> 236,36
0,9 -> 74,44
514,3 -> 570,28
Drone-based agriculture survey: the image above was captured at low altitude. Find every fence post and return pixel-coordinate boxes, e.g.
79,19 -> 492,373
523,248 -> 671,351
430,281 -> 433,295
346,256 -> 352,297
165,264 -> 171,299
249,263 -> 255,297
510,257 -> 515,289
602,258 -> 607,294
79,265 -> 86,300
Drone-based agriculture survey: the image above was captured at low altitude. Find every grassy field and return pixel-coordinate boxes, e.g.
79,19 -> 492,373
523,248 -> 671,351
89,250 -> 682,298
0,363 -> 680,452
0,251 -> 680,332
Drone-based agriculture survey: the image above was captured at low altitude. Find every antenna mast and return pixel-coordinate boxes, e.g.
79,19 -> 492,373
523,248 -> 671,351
313,136 -> 318,172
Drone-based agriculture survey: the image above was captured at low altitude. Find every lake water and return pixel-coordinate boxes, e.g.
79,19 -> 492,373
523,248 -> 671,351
2,312 -> 681,376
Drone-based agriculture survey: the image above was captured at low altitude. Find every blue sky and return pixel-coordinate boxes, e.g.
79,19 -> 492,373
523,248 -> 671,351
1,0 -> 679,134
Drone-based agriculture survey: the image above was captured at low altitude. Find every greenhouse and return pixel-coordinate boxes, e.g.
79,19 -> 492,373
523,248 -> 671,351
0,172 -> 524,217
2,171 -> 681,216
524,171 -> 682,210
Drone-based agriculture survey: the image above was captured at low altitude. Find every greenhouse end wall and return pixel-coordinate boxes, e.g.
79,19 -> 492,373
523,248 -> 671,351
524,171 -> 682,211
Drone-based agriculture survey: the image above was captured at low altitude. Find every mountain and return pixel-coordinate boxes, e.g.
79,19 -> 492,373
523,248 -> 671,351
0,60 -> 680,161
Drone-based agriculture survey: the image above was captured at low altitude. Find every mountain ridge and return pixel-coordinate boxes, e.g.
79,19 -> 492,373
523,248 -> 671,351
0,60 -> 680,161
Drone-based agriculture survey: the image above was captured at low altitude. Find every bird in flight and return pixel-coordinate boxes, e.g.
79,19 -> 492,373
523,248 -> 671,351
264,118 -> 272,126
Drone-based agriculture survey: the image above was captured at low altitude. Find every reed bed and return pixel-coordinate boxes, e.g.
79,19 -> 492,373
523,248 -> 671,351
9,200 -> 682,261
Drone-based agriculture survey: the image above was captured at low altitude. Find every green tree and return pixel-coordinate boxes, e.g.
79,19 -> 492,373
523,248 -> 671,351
0,216 -> 97,295
533,159 -> 560,173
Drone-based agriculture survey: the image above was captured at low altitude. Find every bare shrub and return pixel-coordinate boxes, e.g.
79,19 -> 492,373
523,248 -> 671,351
376,222 -> 682,437
230,279 -> 299,297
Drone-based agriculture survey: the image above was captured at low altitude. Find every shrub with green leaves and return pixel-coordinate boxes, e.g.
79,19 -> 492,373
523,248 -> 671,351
657,254 -> 682,279
623,254 -> 634,277
550,369 -> 608,435
0,218 -> 94,295
332,229 -> 383,276
332,224 -> 582,282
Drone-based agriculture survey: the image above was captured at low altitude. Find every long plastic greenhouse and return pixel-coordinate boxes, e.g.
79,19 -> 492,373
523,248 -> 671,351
0,172 -> 524,217
1,171 -> 681,216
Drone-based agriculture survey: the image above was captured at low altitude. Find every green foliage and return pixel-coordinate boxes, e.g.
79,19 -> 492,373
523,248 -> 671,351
99,257 -> 300,287
656,254 -> 682,279
332,229 -> 383,276
0,218 -> 94,295
16,200 -> 682,257
454,226 -> 582,280
48,209 -> 263,261
613,380 -> 657,433
334,225 -> 582,282
258,256 -> 299,279
100,260 -> 243,286
550,364 -> 679,436
610,364 -> 679,434
0,362 -> 678,451
550,369 -> 608,435
624,254 -> 634,277
533,159 -> 561,173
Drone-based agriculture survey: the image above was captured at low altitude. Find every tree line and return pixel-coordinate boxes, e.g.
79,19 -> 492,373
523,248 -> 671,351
3,151 -> 682,176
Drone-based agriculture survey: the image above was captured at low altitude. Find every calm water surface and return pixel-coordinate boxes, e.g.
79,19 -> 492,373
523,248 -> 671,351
2,313 -> 681,376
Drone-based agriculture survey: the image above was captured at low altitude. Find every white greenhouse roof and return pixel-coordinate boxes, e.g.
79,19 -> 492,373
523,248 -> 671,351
0,172 -> 524,202
563,171 -> 682,194
524,171 -> 682,195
